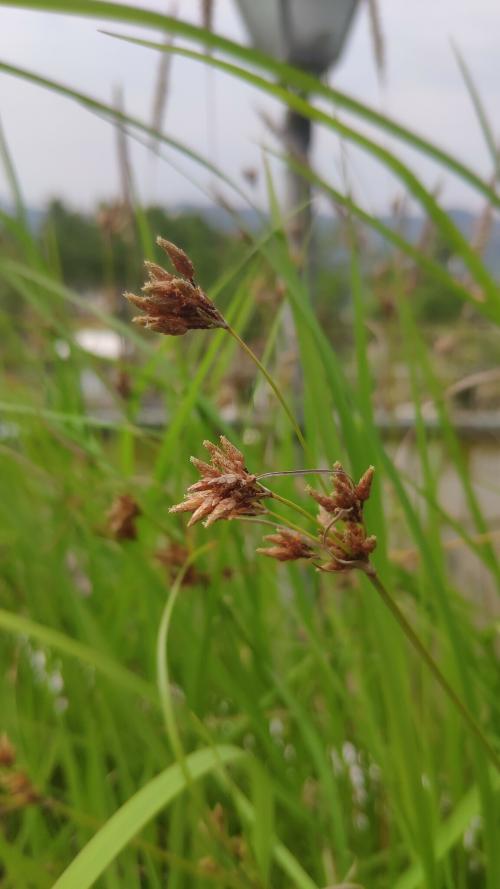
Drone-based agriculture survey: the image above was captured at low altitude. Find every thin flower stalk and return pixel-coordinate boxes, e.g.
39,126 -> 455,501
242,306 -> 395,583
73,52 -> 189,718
369,573 -> 500,772
225,324 -> 308,454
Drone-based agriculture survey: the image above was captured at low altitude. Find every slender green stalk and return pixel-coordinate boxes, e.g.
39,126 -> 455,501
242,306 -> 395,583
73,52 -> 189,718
157,575 -> 188,772
157,544 -> 214,778
265,509 -> 319,543
369,573 -> 500,773
268,491 -> 317,526
226,324 -> 309,455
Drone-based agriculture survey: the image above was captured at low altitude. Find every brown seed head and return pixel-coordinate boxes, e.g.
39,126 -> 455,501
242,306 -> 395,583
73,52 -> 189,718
124,237 -> 227,336
0,734 -> 16,768
355,465 -> 375,502
230,835 -> 248,861
257,528 -> 314,562
96,200 -> 131,238
1,770 -> 39,807
170,436 -> 268,527
107,494 -> 141,541
198,857 -> 219,876
319,522 -> 377,574
308,462 -> 375,524
155,542 -> 208,588
210,802 -> 226,833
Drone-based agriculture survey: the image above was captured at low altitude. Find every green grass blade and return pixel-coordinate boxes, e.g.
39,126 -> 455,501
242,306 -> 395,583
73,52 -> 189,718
0,608 -> 156,704
50,745 -> 244,889
107,36 -> 500,315
453,43 -> 499,174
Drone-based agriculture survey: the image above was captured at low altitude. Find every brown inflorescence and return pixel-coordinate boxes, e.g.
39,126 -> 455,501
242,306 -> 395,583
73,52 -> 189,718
308,462 -> 374,524
172,441 -> 377,575
107,494 -> 141,541
124,237 -> 227,336
0,740 -> 40,813
0,770 -> 40,809
318,521 -> 377,574
0,734 -> 16,768
307,463 -> 377,573
257,528 -> 314,562
170,436 -> 268,527
155,541 -> 209,588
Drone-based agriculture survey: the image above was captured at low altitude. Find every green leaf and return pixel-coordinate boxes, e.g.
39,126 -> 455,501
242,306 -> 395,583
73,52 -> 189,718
0,608 -> 156,705
395,770 -> 500,889
51,746 -> 244,889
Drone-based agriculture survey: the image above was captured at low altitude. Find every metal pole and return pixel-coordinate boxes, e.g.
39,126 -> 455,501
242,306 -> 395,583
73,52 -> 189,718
277,105 -> 313,404
283,107 -> 312,265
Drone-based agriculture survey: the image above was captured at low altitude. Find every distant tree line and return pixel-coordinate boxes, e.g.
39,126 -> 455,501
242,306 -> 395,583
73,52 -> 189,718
40,200 -> 240,294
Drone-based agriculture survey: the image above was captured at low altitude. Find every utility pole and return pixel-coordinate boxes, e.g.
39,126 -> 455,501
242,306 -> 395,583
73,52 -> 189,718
235,0 -> 359,253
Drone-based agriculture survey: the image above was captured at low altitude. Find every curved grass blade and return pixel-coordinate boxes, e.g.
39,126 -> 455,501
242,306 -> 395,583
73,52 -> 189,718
395,769 -> 500,889
0,608 -> 156,705
453,42 -> 500,175
50,745 -> 244,889
268,148 -> 496,320
105,36 -> 500,314
0,60 -> 255,214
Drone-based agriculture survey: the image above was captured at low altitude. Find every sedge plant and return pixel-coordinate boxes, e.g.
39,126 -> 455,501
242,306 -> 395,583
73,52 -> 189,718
125,236 -> 500,778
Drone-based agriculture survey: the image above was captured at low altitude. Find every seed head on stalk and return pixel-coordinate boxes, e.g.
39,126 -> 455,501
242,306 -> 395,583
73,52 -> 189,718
124,237 -> 227,336
170,436 -> 269,527
257,528 -> 314,562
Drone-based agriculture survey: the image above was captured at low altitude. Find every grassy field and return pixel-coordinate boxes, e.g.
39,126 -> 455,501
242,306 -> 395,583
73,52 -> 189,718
1,4 -> 500,888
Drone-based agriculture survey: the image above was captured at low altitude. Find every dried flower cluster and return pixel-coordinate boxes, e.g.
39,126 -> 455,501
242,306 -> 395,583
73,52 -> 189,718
170,436 -> 268,527
197,802 -> 249,877
124,237 -> 227,336
317,519 -> 377,574
107,494 -> 141,541
308,463 -> 377,573
308,462 -> 374,524
0,734 -> 15,768
257,528 -> 314,562
0,734 -> 39,813
155,541 -> 209,588
170,435 -> 377,575
96,200 -> 131,239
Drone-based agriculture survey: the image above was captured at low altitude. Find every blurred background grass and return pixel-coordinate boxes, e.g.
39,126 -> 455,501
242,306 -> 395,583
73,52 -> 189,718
0,3 -> 499,888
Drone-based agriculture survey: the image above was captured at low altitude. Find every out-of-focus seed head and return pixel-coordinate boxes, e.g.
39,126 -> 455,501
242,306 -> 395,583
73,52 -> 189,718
1,770 -> 40,808
0,734 -> 16,768
107,494 -> 141,541
155,542 -> 208,588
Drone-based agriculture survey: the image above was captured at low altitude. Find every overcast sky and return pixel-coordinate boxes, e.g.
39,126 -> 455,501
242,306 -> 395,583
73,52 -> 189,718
0,0 -> 499,215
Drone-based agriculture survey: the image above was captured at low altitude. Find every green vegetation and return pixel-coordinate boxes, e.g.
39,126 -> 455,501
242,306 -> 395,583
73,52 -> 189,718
0,4 -> 499,889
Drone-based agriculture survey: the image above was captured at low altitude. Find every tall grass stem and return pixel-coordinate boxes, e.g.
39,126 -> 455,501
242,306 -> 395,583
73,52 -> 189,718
369,573 -> 500,772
